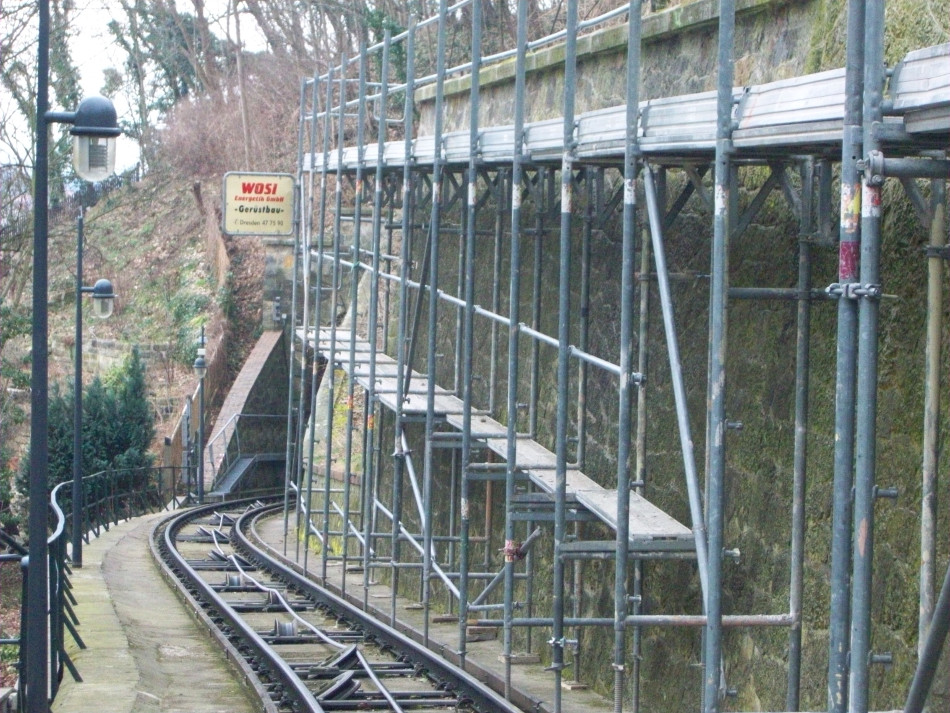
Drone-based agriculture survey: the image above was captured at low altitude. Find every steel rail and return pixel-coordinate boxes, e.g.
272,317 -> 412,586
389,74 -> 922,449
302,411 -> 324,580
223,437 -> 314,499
154,499 -> 523,713
155,498 -> 316,712
236,504 -> 526,713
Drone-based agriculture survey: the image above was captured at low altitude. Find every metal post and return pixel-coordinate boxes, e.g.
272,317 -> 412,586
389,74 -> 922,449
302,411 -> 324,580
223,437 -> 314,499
458,0 -> 482,666
643,167 -> 709,598
340,37 -> 368,594
553,3 -> 579,708
71,210 -> 85,568
848,1 -> 885,709
364,28 -> 392,607
786,157 -> 815,711
421,0 -> 447,636
528,169 -> 547,439
303,69 -> 325,576
904,561 -> 950,713
488,171 -> 506,417
182,400 -> 192,505
283,76 -> 309,551
828,2 -> 865,708
322,54 -> 348,579
27,2 -> 52,707
577,170 -> 593,468
704,0 -> 736,708
503,0 -> 528,696
307,66 -> 334,579
919,173 -> 945,653
455,185 -> 466,397
632,224 -> 651,713
613,4 -> 643,710
295,69 -> 318,567
197,325 -> 205,505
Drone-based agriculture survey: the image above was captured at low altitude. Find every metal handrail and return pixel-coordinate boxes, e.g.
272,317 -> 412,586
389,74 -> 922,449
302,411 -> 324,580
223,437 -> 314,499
205,414 -> 286,491
7,466 -> 189,711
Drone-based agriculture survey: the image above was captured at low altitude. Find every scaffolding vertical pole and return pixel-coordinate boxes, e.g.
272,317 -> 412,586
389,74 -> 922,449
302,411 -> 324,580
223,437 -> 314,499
421,0 -> 449,636
632,225 -> 651,713
643,166 -> 708,597
455,183 -> 467,396
848,1 -> 885,710
307,67 -> 335,579
614,3 -> 644,710
529,171 -> 546,438
919,173 -> 946,653
576,170 -> 593,469
341,38 -> 368,594
489,170 -> 507,417
786,157 -> 815,711
503,0 -> 529,696
904,561 -> 950,713
704,0 -> 736,709
364,28 -> 392,608
458,0 -> 482,667
294,72 -> 319,565
323,53 -> 349,580
828,2 -> 865,708
303,69 -> 326,575
283,77 -> 309,549
553,2 -> 579,709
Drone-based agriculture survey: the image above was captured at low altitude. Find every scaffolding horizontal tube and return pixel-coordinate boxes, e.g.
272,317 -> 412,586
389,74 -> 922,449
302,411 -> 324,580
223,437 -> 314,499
373,499 -> 460,599
315,254 -> 629,379
729,287 -> 832,301
518,323 -> 626,377
473,613 -> 796,628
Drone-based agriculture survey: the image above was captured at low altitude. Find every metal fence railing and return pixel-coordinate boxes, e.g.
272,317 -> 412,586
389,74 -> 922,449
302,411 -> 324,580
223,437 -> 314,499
1,465 -> 188,712
206,414 -> 286,491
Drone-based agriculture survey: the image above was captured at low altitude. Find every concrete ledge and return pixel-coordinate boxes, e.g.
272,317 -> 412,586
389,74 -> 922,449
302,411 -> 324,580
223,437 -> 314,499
416,0 -> 783,102
51,513 -> 257,713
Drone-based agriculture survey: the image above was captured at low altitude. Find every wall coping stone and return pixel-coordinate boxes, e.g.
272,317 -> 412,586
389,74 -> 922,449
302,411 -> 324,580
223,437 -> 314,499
415,0 -> 785,103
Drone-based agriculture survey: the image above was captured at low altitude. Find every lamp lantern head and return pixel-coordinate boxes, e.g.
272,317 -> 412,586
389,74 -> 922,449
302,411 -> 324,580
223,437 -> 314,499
69,96 -> 121,182
90,278 -> 115,319
193,348 -> 208,380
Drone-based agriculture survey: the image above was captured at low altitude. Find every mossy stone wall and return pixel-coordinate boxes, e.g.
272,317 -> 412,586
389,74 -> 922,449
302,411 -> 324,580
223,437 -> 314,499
306,0 -> 950,708
411,0 -> 950,708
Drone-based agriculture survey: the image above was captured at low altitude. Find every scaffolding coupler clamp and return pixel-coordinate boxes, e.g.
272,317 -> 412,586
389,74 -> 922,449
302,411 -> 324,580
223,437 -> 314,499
924,245 -> 950,260
502,539 -> 526,562
825,282 -> 882,300
859,149 -> 950,185
860,150 -> 887,187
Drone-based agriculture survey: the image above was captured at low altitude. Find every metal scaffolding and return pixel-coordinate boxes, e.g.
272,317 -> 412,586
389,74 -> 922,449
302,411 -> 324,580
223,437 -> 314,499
278,1 -> 950,711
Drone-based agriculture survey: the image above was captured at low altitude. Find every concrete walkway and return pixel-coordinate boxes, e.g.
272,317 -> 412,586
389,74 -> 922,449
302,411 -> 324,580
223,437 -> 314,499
52,512 -> 257,713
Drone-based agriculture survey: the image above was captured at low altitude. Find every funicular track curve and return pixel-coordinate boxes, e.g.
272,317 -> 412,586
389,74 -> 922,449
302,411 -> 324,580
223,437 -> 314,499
152,498 -> 525,713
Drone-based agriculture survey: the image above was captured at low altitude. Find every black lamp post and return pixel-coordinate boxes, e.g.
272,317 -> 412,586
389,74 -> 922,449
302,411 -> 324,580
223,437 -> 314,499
193,326 -> 207,505
28,2 -> 120,710
71,209 -> 115,568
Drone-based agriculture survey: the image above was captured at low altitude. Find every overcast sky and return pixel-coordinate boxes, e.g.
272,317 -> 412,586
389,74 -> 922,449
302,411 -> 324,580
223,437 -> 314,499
68,1 -> 266,169
0,1 -> 267,171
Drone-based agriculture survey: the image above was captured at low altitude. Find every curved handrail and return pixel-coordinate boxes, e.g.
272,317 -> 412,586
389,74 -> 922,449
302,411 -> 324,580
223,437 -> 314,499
205,414 -> 286,490
11,466 -> 190,712
50,481 -> 68,543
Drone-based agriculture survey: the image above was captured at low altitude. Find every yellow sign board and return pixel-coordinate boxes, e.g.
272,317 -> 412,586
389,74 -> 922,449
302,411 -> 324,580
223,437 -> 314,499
222,172 -> 295,236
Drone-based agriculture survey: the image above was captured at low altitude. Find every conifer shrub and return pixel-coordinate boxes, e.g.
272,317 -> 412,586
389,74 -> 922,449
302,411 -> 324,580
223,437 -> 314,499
16,347 -> 156,501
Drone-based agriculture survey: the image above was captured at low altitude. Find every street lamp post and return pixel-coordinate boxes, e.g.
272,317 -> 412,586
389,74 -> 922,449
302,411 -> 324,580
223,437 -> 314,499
193,326 -> 208,505
28,2 -> 120,710
71,209 -> 115,568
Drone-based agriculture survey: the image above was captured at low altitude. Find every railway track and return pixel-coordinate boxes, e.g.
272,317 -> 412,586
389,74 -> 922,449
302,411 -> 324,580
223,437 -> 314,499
152,498 -> 525,713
